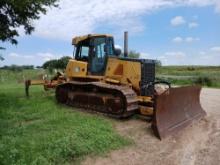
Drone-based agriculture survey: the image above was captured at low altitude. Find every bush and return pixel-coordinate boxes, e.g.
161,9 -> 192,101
42,56 -> 71,71
194,76 -> 213,87
8,65 -> 23,72
128,50 -> 140,58
0,65 -> 34,71
187,66 -> 195,71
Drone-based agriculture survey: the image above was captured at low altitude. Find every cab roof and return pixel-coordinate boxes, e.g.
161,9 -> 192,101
72,34 -> 113,45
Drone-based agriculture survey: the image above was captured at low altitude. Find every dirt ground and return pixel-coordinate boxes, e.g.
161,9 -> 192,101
82,88 -> 220,165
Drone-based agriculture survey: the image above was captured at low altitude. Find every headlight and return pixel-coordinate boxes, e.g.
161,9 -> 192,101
74,67 -> 80,73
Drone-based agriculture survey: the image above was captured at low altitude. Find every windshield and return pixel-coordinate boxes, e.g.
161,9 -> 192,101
74,37 -> 114,60
74,36 -> 115,74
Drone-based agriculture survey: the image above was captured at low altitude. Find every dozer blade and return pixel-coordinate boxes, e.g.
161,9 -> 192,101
152,86 -> 206,139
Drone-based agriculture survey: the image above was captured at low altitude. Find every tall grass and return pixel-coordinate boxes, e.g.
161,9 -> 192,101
0,69 -> 45,84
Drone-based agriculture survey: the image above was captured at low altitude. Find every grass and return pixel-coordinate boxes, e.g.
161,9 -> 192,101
0,69 -> 45,84
156,66 -> 220,88
0,68 -> 61,84
0,70 -> 131,165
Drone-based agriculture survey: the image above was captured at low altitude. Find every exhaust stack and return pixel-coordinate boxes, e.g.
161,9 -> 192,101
124,31 -> 128,57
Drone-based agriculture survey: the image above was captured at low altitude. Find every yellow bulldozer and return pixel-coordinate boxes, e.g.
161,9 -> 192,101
26,32 -> 206,139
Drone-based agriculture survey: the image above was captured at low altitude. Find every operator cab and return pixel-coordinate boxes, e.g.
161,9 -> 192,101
72,35 -> 121,75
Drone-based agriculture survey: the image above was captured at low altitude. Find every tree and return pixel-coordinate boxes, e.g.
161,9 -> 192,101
0,0 -> 58,45
57,56 -> 72,69
36,66 -> 43,69
42,59 -> 58,69
128,50 -> 140,58
42,56 -> 71,71
155,60 -> 162,67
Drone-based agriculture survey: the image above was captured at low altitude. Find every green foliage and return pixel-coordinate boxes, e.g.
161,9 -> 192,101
128,50 -> 140,58
0,0 -> 58,45
0,82 -> 131,164
155,60 -> 162,67
0,69 -> 45,84
194,76 -> 213,87
187,66 -> 196,71
42,56 -> 71,70
42,59 -> 58,72
36,66 -> 43,69
0,65 -> 34,71
57,56 -> 72,69
156,66 -> 220,88
157,66 -> 220,76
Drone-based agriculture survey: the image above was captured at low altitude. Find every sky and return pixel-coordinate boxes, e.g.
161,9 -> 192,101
0,0 -> 220,66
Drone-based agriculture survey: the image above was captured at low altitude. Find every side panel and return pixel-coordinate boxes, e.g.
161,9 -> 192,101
65,59 -> 88,78
105,57 -> 141,90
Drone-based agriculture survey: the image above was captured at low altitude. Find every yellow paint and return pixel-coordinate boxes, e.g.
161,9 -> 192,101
66,59 -> 103,80
137,96 -> 153,103
105,78 -> 120,84
65,59 -> 87,77
30,80 -> 45,85
139,106 -> 154,116
105,57 -> 141,90
72,34 -> 112,45
66,57 -> 142,91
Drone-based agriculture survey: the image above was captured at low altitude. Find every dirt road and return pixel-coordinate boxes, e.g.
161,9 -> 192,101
82,88 -> 220,165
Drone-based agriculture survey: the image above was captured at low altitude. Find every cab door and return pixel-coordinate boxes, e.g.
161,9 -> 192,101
90,37 -> 115,75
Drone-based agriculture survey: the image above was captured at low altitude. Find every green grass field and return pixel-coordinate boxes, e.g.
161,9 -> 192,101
156,66 -> 220,88
0,70 -> 131,165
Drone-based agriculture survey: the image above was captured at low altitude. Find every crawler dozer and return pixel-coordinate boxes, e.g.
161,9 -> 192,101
42,32 -> 206,139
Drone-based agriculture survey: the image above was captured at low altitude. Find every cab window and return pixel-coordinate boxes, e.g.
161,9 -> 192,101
79,46 -> 89,60
91,37 -> 106,73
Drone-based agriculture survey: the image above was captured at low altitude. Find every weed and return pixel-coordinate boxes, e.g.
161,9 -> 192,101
194,76 -> 213,87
